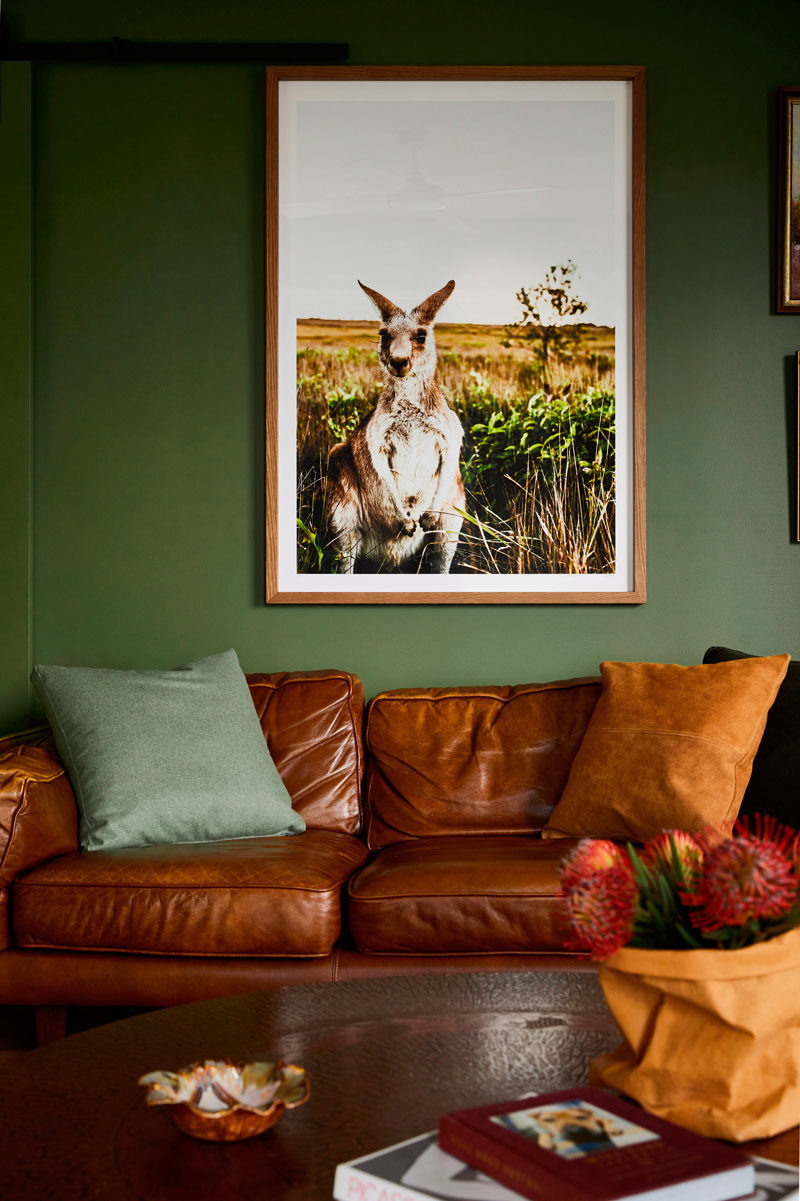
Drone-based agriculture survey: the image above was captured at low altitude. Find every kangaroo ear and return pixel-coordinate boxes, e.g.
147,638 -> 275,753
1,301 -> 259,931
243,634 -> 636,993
411,280 -> 455,325
358,281 -> 403,322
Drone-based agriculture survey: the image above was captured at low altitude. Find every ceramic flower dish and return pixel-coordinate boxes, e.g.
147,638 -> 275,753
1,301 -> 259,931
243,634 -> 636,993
139,1058 -> 310,1141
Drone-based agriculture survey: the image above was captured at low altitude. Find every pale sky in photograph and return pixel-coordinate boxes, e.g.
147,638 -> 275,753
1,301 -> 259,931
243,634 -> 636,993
280,83 -> 624,327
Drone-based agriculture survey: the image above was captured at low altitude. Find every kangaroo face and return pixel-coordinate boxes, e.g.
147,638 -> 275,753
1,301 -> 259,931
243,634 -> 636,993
379,314 -> 435,379
358,279 -> 455,381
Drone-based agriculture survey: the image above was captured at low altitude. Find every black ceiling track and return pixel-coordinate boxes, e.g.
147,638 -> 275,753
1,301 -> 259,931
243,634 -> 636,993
0,26 -> 349,65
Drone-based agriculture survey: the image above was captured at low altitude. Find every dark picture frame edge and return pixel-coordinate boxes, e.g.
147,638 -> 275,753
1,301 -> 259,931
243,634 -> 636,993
265,65 -> 647,604
796,351 -> 800,542
778,86 -> 800,314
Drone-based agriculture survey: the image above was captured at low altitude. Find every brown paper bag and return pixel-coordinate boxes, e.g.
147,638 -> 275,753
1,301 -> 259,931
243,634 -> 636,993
589,926 -> 800,1141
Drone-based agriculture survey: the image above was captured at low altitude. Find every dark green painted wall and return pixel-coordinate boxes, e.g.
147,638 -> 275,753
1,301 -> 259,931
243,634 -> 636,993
0,65 -> 32,730
2,1 -> 799,729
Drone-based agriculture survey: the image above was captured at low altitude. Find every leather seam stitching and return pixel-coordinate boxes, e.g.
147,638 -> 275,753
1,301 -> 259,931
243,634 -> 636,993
14,881 -> 352,893
13,939 -> 334,958
365,678 -> 599,713
348,890 -> 559,901
248,672 -> 350,690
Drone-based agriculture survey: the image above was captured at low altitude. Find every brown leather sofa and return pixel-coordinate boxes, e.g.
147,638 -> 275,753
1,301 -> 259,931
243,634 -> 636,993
0,668 -> 602,1036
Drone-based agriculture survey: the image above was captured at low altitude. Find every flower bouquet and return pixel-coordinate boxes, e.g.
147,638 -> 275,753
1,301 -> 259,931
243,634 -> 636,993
558,818 -> 800,1141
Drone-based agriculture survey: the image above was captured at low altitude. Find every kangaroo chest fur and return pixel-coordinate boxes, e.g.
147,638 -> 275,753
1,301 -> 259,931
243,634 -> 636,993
366,386 -> 455,514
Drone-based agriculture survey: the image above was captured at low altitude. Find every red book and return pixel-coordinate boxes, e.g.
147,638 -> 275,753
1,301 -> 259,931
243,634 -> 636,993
438,1087 -> 755,1201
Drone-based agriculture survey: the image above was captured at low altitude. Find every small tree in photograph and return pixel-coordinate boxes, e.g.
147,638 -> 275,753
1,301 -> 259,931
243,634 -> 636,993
504,260 -> 588,374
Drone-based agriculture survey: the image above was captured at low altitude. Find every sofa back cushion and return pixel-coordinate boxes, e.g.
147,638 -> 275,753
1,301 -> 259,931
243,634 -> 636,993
364,678 -> 601,849
247,670 -> 364,835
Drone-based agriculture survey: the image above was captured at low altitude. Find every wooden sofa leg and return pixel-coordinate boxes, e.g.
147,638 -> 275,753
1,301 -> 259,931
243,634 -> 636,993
35,1005 -> 66,1045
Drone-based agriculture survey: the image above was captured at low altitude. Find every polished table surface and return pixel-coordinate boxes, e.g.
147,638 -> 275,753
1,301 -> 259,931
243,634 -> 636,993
3,970 -> 798,1200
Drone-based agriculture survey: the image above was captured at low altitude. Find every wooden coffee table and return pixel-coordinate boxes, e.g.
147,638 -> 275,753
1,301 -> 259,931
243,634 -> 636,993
3,971 -> 797,1199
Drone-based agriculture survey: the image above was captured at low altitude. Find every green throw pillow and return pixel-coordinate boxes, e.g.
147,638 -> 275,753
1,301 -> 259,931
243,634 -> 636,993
31,649 -> 305,851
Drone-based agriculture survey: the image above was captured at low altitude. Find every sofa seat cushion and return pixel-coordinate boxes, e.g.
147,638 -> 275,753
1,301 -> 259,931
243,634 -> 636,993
12,831 -> 368,957
346,835 -> 580,954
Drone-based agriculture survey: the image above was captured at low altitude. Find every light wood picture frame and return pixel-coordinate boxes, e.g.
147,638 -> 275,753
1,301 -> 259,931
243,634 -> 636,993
266,66 -> 646,603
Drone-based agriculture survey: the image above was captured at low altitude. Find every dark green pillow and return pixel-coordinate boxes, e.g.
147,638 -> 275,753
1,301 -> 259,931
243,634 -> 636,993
703,645 -> 798,829
31,649 -> 305,851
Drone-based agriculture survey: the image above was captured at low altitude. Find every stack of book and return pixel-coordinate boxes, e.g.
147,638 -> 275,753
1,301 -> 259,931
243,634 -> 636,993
333,1087 -> 799,1201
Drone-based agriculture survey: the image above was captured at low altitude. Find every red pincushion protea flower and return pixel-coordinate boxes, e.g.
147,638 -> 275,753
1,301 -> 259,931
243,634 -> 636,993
564,866 -> 638,959
682,816 -> 799,932
559,838 -> 626,892
559,840 -> 638,958
646,830 -> 704,881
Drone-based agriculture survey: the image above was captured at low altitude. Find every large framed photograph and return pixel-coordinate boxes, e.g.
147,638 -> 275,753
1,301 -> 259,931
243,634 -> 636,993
266,67 -> 646,603
778,87 -> 800,313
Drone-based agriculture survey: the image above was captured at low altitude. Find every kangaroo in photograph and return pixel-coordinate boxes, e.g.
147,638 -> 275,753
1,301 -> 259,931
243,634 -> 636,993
326,279 -> 465,574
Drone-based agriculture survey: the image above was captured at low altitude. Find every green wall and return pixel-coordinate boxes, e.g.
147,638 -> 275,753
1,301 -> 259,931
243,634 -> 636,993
2,0 -> 799,730
0,64 -> 32,731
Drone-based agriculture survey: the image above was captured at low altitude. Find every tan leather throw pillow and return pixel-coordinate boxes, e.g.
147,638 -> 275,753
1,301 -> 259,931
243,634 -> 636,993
541,654 -> 790,842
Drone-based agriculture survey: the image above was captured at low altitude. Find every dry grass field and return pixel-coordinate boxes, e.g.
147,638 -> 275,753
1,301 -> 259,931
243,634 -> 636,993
298,319 -> 614,359
296,320 -> 616,577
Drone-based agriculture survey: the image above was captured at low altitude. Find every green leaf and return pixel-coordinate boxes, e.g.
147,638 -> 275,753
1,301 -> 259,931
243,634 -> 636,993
296,518 -> 324,570
674,921 -> 704,949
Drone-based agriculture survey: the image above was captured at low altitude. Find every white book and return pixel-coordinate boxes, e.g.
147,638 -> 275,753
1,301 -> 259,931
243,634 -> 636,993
333,1131 -> 799,1201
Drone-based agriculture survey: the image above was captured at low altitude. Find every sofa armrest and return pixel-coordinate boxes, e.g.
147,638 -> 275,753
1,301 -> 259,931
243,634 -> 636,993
0,746 -> 79,949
